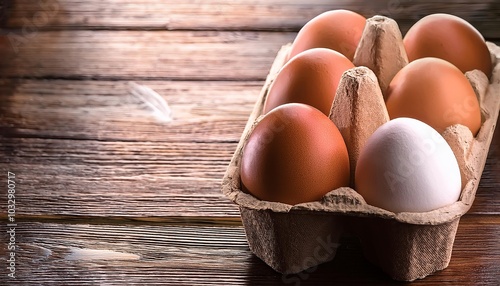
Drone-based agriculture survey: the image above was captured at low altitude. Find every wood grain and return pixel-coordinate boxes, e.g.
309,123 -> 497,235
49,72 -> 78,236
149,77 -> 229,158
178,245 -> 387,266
0,79 -> 260,141
0,31 -> 295,80
0,161 -> 240,218
2,0 -> 500,39
1,216 -> 498,285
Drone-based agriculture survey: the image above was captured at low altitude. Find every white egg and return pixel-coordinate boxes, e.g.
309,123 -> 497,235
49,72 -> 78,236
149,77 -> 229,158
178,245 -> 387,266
355,117 -> 461,213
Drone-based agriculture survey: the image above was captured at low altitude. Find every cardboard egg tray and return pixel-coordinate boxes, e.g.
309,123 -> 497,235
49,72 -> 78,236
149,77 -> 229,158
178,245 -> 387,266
221,16 -> 500,281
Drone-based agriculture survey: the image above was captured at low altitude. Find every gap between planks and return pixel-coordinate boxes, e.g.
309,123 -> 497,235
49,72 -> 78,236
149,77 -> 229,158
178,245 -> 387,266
0,214 -> 244,227
0,213 -> 498,228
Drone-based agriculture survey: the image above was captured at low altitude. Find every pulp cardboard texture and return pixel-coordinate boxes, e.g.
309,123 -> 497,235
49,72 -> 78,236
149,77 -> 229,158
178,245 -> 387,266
353,16 -> 409,99
221,16 -> 500,281
329,66 -> 389,187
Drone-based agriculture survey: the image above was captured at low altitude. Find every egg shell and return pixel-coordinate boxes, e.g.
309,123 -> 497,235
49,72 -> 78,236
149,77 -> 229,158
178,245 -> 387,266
355,118 -> 462,213
263,48 -> 354,116
404,13 -> 493,78
288,9 -> 366,61
222,22 -> 500,281
386,57 -> 482,136
240,103 -> 350,205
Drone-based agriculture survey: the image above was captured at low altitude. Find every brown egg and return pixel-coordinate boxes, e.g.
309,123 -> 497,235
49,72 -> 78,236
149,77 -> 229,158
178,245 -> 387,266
386,57 -> 481,135
240,103 -> 350,205
288,9 -> 366,61
263,48 -> 354,116
404,13 -> 492,78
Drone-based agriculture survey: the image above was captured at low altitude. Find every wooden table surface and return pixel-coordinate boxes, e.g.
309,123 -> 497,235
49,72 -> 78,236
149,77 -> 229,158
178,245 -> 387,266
0,1 -> 499,285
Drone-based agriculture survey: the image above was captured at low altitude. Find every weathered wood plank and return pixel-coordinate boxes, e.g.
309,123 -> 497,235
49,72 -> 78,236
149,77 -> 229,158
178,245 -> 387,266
0,79 -> 261,141
0,31 -> 295,80
2,0 -> 500,39
0,157 -> 241,217
2,216 -> 499,285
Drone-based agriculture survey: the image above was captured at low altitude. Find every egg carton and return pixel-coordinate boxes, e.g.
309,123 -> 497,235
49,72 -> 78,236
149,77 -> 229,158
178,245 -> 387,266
221,16 -> 500,281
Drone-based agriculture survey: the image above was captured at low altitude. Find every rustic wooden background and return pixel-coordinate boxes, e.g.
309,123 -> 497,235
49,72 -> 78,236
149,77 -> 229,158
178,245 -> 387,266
0,0 -> 499,285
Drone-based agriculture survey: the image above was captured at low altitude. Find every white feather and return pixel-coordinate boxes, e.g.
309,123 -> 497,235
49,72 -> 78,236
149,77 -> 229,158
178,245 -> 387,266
128,81 -> 173,122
